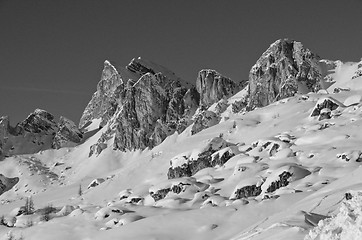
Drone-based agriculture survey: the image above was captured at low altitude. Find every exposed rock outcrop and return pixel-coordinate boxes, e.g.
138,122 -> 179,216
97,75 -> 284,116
265,171 -> 292,193
0,174 -> 19,196
79,60 -> 124,129
167,137 -> 236,179
81,57 -> 253,154
196,69 -> 239,107
248,39 -> 324,110
86,58 -> 199,155
112,72 -> 197,151
0,116 -> 12,158
16,109 -> 57,135
191,110 -> 219,135
52,116 -> 83,149
310,97 -> 343,120
232,184 -> 262,199
351,60 -> 362,80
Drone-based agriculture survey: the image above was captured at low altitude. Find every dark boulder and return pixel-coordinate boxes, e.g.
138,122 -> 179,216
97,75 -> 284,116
0,174 -> 19,196
310,97 -> 341,120
232,185 -> 262,199
266,171 -> 293,193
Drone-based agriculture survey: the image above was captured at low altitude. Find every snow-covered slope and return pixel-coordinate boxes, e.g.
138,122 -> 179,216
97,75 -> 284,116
1,43 -> 362,240
325,59 -> 362,92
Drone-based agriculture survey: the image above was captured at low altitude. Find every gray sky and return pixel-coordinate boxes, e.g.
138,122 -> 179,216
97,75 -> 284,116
1,0 -> 361,124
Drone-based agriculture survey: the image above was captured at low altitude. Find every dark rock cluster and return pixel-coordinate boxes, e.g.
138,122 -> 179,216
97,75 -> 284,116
0,174 -> 19,196
149,182 -> 192,202
232,184 -> 262,199
310,97 -> 341,120
167,137 -> 235,179
266,171 -> 293,193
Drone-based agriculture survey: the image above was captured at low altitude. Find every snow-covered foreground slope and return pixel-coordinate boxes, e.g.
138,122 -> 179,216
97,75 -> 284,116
1,60 -> 362,239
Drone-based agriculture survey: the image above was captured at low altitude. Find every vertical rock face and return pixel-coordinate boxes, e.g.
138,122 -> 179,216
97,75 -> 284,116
84,58 -> 257,154
82,58 -> 248,154
196,69 -> 239,107
52,116 -> 83,149
112,71 -> 199,151
0,116 -> 11,158
248,39 -> 323,110
113,73 -> 170,151
86,57 -> 200,155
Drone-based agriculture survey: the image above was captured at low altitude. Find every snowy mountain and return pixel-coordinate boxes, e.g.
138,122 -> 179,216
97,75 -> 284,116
1,39 -> 362,240
0,110 -> 82,160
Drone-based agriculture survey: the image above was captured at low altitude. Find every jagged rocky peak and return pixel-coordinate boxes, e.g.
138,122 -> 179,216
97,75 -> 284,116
79,57 -> 199,155
98,60 -> 124,95
17,108 -> 57,134
126,57 -> 156,76
85,56 -> 198,155
0,109 -> 83,159
102,60 -> 122,83
79,57 -> 193,131
79,60 -> 124,129
248,38 -> 323,110
126,57 -> 189,87
53,116 -> 83,149
196,69 -> 239,107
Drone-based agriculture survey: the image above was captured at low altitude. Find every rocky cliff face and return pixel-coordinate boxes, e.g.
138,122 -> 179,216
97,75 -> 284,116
53,116 -> 83,149
79,57 -> 194,132
16,109 -> 57,135
84,57 -> 246,155
86,58 -> 200,155
113,73 -> 172,151
248,39 -> 323,110
0,116 -> 11,158
0,110 -> 82,159
196,69 -> 239,107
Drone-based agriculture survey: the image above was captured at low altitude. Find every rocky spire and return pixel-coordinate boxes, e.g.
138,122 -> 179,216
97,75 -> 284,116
86,57 -> 199,155
79,60 -> 124,129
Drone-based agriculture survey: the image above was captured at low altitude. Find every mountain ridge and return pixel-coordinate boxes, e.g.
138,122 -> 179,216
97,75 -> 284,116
1,38 -> 362,240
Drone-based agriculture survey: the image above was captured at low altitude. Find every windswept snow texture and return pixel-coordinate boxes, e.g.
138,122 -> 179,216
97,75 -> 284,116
1,57 -> 362,239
